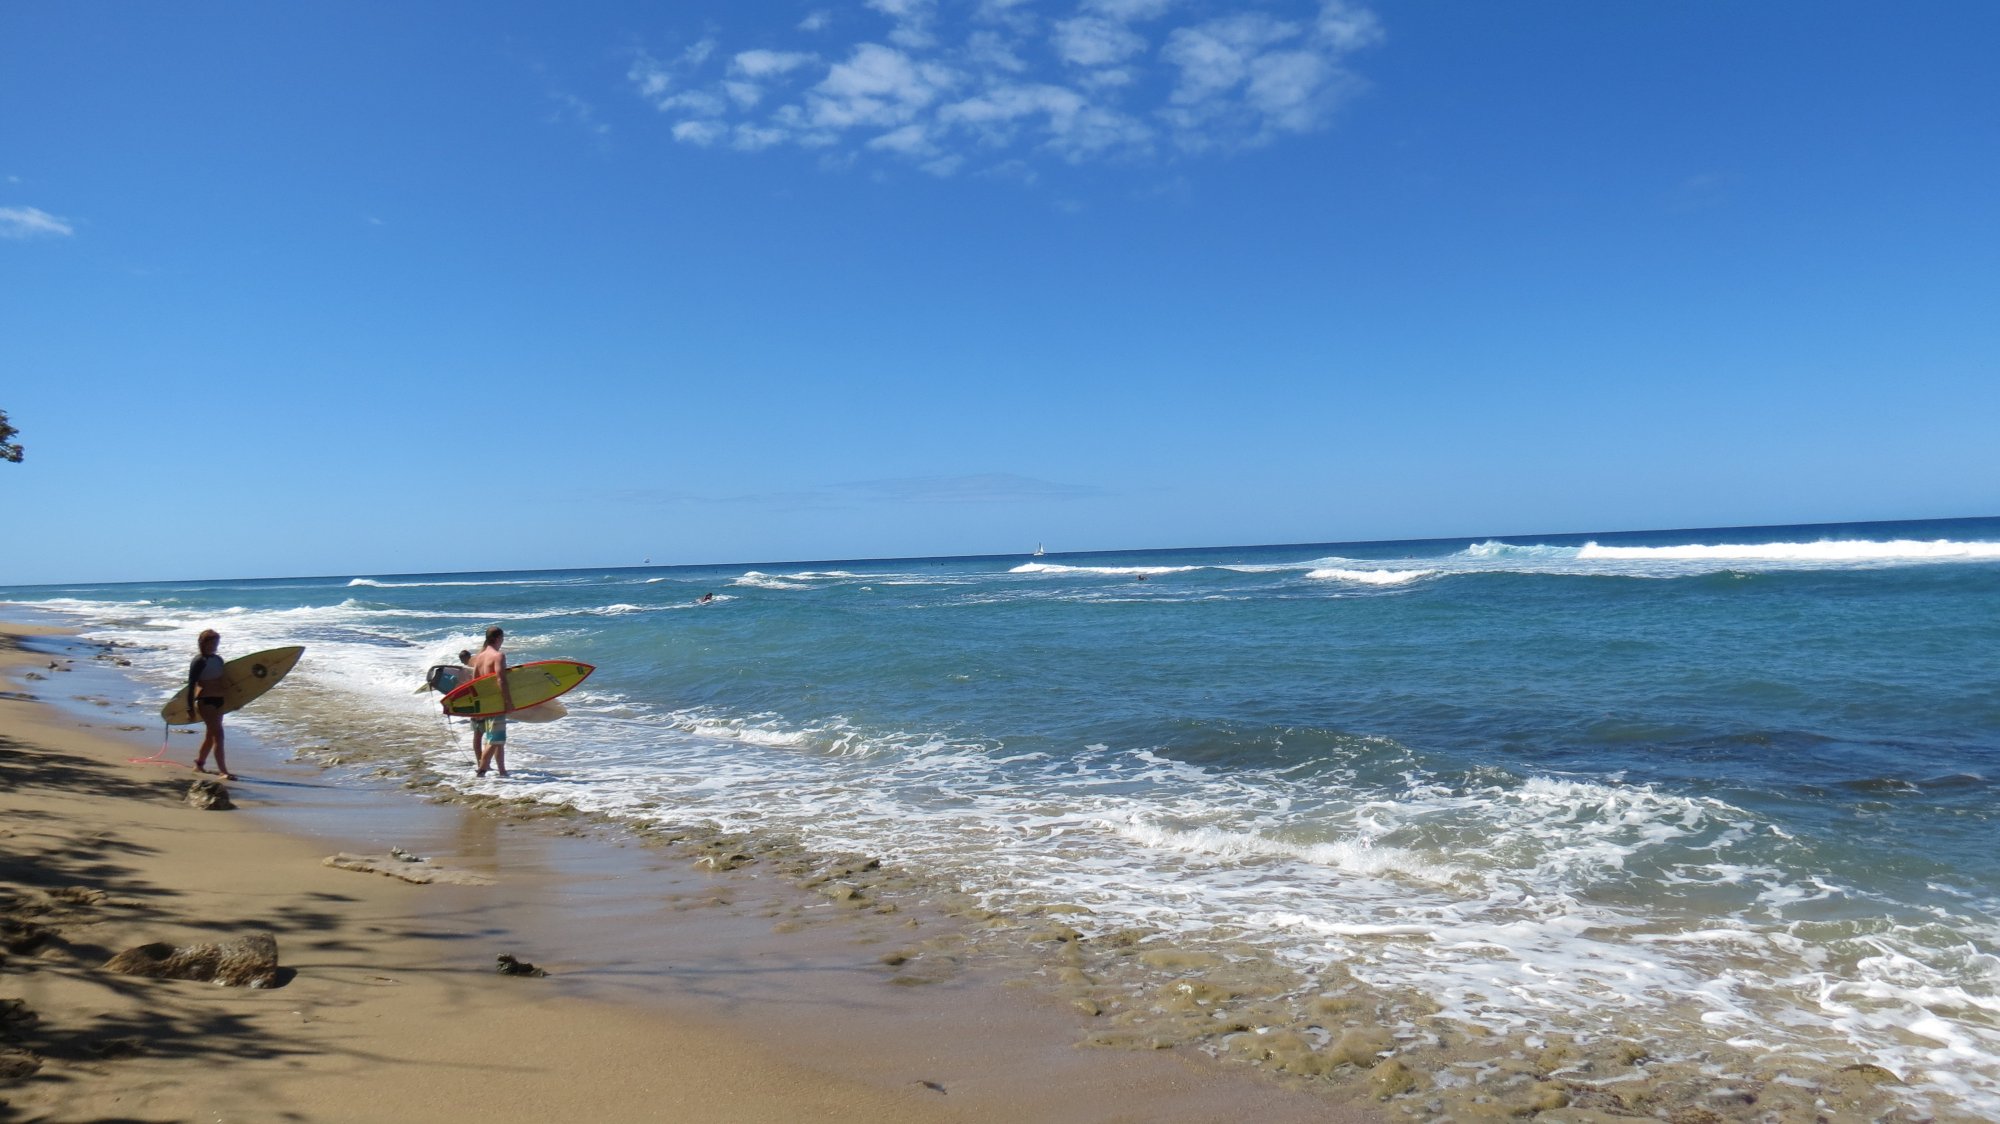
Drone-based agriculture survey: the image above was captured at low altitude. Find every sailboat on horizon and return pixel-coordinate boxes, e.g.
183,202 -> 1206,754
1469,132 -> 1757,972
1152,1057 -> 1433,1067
1032,543 -> 1046,556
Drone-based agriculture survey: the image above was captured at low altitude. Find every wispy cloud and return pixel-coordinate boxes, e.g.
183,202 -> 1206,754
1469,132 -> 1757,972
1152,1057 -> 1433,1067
0,206 -> 73,239
547,89 -> 612,137
629,0 -> 1382,177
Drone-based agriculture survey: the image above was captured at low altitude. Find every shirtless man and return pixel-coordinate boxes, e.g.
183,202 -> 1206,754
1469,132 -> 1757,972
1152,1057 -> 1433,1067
470,626 -> 515,777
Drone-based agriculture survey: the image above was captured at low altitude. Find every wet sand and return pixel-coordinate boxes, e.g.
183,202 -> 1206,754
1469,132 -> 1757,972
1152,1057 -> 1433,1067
0,620 -> 1379,1123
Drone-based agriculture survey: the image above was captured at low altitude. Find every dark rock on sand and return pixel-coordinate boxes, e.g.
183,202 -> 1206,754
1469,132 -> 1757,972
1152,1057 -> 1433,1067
105,932 -> 279,987
185,779 -> 234,810
495,954 -> 547,978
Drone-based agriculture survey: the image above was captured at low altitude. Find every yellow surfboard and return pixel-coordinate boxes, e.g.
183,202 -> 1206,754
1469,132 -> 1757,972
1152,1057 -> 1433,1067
425,663 -> 567,722
160,646 -> 305,725
440,660 -> 593,719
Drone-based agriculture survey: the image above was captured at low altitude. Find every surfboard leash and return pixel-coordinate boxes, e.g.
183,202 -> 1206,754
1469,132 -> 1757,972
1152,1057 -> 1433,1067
127,719 -> 185,768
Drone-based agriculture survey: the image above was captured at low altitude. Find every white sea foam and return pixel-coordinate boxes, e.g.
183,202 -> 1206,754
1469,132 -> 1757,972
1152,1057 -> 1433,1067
347,577 -> 586,588
1305,568 -> 1435,585
1010,563 -> 1201,576
731,571 -> 811,590
1576,538 -> 2000,563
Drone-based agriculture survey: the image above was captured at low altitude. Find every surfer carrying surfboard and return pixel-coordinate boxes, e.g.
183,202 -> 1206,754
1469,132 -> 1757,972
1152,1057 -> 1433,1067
188,629 -> 236,779
470,626 -> 514,777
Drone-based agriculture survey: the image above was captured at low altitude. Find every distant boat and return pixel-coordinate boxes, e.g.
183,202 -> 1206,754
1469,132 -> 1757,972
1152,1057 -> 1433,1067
643,557 -> 651,565
1033,543 -> 1046,556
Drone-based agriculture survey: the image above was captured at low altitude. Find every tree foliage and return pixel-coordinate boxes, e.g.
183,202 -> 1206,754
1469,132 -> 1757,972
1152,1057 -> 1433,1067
0,410 -> 21,463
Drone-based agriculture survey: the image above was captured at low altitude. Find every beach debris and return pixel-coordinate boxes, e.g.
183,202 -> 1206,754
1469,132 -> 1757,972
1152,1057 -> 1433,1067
0,1047 -> 43,1080
495,954 -> 547,978
388,846 -> 423,863
105,931 -> 281,988
695,851 -> 754,871
913,1080 -> 946,1095
185,779 -> 234,811
0,998 -> 36,1033
0,918 -> 51,958
322,852 -> 494,886
81,1036 -> 146,1059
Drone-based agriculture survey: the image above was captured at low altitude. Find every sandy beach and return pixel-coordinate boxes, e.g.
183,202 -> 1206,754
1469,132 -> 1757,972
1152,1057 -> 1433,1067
0,620 -> 1381,1124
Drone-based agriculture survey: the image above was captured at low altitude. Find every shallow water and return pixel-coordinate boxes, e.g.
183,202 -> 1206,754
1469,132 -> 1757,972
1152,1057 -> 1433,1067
8,515 -> 1999,1115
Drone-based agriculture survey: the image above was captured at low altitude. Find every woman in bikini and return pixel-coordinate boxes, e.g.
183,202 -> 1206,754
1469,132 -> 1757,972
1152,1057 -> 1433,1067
189,629 -> 235,779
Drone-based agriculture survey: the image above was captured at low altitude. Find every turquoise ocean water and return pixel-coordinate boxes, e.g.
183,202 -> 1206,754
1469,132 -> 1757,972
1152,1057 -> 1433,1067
7,516 -> 1999,1112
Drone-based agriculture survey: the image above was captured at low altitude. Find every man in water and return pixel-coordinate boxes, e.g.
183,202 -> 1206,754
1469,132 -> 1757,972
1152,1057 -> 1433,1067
470,626 -> 514,777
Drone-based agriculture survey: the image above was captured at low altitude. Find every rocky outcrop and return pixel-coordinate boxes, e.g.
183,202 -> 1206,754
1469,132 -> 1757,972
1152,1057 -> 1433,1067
104,932 -> 279,988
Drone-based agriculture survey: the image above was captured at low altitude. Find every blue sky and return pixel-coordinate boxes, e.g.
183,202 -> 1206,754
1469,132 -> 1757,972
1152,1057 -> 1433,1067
2,1 -> 1996,584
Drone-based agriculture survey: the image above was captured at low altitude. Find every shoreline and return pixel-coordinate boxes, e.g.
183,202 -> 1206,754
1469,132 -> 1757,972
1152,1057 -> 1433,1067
0,618 -> 1376,1123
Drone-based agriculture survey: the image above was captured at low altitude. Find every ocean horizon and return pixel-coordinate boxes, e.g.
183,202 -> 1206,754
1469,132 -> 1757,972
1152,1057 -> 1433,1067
8,513 -> 1999,1119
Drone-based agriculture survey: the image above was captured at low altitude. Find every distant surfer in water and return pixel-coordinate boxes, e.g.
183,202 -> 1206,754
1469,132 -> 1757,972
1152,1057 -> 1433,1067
471,626 -> 514,777
189,629 -> 235,779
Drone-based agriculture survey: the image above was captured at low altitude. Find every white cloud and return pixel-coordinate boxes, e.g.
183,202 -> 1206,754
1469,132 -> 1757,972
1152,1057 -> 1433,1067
1051,16 -> 1146,67
1084,0 -> 1178,20
673,120 -> 726,145
732,49 -> 817,78
807,43 -> 959,129
868,0 -> 939,49
1163,14 -> 1299,106
867,122 -> 937,155
965,30 -> 1028,73
628,1 -> 1381,174
1316,0 -> 1384,50
0,206 -> 72,239
733,123 -> 793,150
1158,2 -> 1379,149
